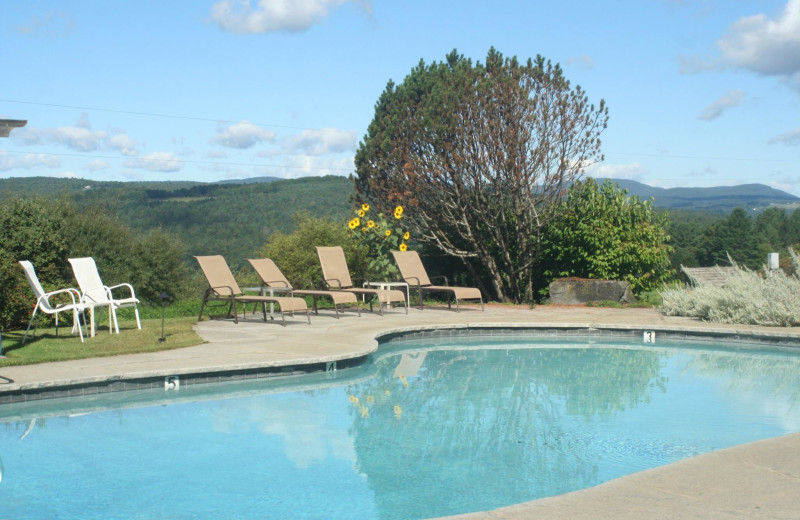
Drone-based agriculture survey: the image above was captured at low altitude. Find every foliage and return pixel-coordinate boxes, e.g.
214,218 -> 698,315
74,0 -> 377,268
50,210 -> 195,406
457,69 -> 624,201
696,208 -> 764,269
354,48 -> 608,303
660,250 -> 800,327
0,197 -> 192,330
259,213 -> 368,288
347,203 -> 411,280
537,178 -> 674,296
0,197 -> 72,329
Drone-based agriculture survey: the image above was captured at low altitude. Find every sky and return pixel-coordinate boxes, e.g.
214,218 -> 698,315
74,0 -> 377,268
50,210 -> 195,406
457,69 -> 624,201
1,0 -> 799,194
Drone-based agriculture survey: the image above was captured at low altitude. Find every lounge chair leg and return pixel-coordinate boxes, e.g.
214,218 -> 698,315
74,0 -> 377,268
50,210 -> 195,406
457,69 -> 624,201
23,307 -> 39,344
232,298 -> 239,324
305,310 -> 311,324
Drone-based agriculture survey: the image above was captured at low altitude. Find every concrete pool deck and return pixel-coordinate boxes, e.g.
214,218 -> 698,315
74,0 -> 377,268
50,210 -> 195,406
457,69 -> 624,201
1,304 -> 799,518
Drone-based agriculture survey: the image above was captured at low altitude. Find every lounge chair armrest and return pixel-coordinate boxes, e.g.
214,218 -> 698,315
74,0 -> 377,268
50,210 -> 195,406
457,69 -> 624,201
107,282 -> 137,300
403,276 -> 423,288
263,280 -> 291,288
429,275 -> 450,286
42,287 -> 82,308
324,278 -> 343,290
210,284 -> 237,296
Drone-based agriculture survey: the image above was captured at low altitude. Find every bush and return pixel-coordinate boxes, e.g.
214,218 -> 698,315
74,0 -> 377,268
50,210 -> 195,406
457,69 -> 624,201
259,213 -> 368,288
660,252 -> 800,327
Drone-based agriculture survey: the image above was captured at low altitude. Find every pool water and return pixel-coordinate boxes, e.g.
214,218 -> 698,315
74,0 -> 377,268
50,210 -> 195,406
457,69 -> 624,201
1,336 -> 800,519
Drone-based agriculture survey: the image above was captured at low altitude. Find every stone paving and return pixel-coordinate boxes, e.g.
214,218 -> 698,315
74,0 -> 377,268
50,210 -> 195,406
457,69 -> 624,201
1,303 -> 799,518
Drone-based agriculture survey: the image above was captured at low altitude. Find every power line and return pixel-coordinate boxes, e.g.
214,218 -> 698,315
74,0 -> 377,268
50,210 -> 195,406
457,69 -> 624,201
0,149 -> 355,173
0,98 -> 360,135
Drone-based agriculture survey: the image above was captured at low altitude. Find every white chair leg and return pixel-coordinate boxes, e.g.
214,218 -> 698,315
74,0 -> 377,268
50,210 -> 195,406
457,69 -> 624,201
134,306 -> 141,330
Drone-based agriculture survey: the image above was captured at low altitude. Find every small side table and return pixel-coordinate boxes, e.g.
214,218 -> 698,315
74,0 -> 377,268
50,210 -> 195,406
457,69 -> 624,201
364,281 -> 410,311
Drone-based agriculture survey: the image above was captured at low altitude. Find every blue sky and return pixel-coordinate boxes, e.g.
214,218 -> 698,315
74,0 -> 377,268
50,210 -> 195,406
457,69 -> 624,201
2,0 -> 799,194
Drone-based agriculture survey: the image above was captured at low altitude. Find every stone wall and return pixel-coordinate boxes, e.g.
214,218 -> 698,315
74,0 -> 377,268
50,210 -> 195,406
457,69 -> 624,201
549,277 -> 636,305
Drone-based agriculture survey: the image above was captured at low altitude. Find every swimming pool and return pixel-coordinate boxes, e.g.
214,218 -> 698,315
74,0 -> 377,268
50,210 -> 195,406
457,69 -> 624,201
1,334 -> 799,519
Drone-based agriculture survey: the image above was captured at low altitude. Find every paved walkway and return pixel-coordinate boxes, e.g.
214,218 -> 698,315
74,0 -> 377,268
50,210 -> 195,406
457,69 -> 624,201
1,304 -> 799,518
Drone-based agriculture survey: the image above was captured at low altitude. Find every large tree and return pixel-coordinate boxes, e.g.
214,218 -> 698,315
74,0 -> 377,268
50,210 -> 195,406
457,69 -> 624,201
354,48 -> 608,302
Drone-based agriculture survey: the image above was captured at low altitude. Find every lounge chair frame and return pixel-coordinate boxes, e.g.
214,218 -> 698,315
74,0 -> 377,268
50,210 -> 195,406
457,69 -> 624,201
247,258 -> 360,319
316,246 -> 407,315
392,250 -> 484,312
195,255 -> 310,326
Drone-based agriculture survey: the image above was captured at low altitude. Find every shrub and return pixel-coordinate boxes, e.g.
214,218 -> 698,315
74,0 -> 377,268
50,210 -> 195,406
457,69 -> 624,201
346,203 -> 411,280
259,213 -> 367,287
660,252 -> 800,327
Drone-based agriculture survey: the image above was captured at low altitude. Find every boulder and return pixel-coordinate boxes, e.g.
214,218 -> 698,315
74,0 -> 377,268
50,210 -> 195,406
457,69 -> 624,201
549,277 -> 636,305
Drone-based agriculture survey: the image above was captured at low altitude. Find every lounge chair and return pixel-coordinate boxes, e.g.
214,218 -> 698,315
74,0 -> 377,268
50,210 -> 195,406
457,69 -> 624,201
68,257 -> 141,336
392,250 -> 483,311
195,255 -> 309,326
247,258 -> 360,318
316,246 -> 406,315
19,260 -> 87,343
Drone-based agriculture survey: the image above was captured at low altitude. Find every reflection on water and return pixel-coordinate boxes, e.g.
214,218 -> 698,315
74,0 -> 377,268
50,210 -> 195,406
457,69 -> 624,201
0,338 -> 799,520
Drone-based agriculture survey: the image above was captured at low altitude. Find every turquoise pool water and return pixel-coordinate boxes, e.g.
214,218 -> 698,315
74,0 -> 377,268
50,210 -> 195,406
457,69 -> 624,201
1,336 -> 799,519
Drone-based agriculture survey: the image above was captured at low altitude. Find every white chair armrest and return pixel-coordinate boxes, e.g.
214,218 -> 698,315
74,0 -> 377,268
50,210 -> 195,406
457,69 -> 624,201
42,287 -> 82,309
106,282 -> 137,300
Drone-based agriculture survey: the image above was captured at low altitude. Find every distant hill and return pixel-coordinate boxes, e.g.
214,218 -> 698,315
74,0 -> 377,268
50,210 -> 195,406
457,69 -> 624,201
601,178 -> 800,213
215,176 -> 282,185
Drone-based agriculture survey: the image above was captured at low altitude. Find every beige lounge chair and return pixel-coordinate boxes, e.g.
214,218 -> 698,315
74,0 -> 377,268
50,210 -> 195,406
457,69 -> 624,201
195,255 -> 309,326
316,246 -> 406,315
392,250 -> 483,311
247,258 -> 360,318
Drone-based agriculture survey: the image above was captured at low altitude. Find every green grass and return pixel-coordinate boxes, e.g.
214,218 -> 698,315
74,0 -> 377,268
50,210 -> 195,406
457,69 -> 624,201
0,316 -> 203,367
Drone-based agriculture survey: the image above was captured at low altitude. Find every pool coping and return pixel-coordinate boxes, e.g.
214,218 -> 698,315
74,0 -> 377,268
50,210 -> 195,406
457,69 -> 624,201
3,318 -> 800,404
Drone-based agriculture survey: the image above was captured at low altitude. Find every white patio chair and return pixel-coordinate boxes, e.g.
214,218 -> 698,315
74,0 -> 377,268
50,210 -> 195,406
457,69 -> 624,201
68,257 -> 141,336
19,260 -> 86,343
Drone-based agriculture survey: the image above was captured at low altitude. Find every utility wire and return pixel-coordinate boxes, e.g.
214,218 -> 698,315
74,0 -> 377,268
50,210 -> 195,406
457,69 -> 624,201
0,149 -> 354,173
0,98 -> 360,135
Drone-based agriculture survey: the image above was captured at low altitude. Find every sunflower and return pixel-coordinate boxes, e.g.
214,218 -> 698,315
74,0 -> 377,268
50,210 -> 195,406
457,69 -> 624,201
357,209 -> 366,217
361,203 -> 370,212
348,218 -> 360,229
385,229 -> 392,237
394,205 -> 404,219
367,220 -> 376,228
403,231 -> 410,240
399,243 -> 408,252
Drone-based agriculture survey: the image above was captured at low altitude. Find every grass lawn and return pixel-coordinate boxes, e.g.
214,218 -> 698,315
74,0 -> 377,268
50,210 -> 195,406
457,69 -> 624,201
0,316 -> 204,367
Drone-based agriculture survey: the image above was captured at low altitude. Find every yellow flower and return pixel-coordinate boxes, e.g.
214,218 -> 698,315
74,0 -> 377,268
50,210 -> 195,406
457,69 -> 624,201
361,203 -> 370,212
360,406 -> 369,418
357,209 -> 366,217
403,231 -> 410,240
367,220 -> 376,228
348,218 -> 360,229
348,395 -> 359,404
399,243 -> 408,252
385,229 -> 392,237
361,227 -> 368,233
393,405 -> 402,417
394,205 -> 404,219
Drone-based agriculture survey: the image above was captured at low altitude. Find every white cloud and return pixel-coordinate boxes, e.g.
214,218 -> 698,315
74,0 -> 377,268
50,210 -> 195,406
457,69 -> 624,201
211,121 -> 276,149
285,128 -> 358,155
210,0 -> 371,34
584,162 -> 648,181
0,150 -> 61,171
13,114 -> 141,156
768,128 -> 800,145
717,0 -> 800,77
699,90 -> 745,120
15,11 -> 74,38
252,154 -> 354,178
124,152 -> 183,172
